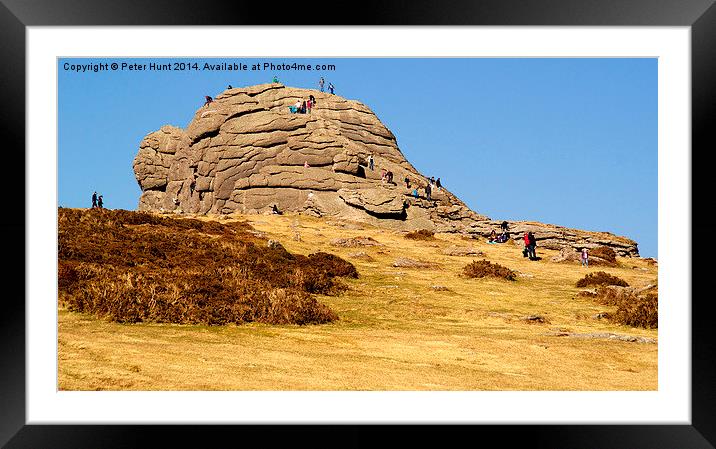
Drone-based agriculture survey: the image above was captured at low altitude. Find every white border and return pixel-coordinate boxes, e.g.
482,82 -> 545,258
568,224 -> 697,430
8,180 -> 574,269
28,26 -> 690,424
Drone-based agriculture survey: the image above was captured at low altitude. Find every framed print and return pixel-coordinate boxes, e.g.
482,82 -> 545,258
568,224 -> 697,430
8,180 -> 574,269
3,0 -> 715,447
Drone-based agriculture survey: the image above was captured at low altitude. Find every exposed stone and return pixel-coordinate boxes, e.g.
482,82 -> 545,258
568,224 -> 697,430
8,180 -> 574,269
442,246 -> 485,257
392,258 -> 436,268
134,84 -> 640,257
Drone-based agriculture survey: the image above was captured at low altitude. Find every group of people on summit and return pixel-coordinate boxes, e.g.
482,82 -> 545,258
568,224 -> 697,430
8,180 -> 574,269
203,76 -> 336,111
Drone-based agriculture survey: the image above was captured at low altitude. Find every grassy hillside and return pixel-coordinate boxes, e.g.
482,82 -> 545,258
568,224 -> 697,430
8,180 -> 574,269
58,209 -> 658,390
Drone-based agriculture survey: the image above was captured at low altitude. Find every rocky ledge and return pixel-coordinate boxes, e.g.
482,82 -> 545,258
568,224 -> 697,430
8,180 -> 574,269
133,83 -> 639,256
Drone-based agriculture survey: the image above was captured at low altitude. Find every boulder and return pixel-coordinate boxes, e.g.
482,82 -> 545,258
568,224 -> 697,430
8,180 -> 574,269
134,84 -> 641,257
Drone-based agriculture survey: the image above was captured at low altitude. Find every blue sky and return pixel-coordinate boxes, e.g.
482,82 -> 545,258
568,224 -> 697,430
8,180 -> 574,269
58,58 -> 657,257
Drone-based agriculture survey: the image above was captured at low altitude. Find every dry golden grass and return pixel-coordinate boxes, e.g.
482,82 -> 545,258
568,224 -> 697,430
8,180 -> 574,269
58,211 -> 658,391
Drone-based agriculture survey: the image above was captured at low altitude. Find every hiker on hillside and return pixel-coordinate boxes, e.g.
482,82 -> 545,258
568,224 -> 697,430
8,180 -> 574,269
328,82 -> 335,94
412,188 -> 419,199
425,182 -> 432,201
204,96 -> 213,107
528,232 -> 537,259
368,153 -> 374,171
301,100 -> 307,114
97,195 -> 104,209
436,178 -> 442,190
581,247 -> 589,267
381,169 -> 387,183
272,75 -> 279,83
405,176 -> 411,189
386,171 -> 393,184
91,191 -> 97,208
523,232 -> 530,257
319,77 -> 325,92
430,176 -> 435,185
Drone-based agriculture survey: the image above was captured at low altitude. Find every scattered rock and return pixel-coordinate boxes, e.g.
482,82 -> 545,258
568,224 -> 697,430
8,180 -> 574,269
330,236 -> 382,247
522,314 -> 548,323
392,258 -> 436,268
549,331 -> 656,344
442,246 -> 485,257
348,251 -> 375,261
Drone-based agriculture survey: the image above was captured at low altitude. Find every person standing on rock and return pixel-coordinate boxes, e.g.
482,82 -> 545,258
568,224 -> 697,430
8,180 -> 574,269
523,232 -> 530,257
404,176 -> 410,188
436,178 -> 442,190
581,247 -> 589,267
425,183 -> 432,201
368,153 -> 374,171
301,100 -> 307,114
272,75 -> 279,83
91,191 -> 97,208
319,77 -> 325,92
204,96 -> 213,107
97,195 -> 104,209
328,82 -> 335,94
412,188 -> 419,199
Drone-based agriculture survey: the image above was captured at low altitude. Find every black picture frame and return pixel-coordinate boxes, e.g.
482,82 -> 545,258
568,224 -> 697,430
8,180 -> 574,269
3,1 -> 714,447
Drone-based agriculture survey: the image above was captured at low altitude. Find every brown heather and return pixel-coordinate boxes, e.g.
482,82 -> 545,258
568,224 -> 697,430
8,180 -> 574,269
463,259 -> 516,281
590,246 -> 618,265
591,286 -> 658,329
57,208 -> 358,325
575,271 -> 629,288
404,229 -> 435,240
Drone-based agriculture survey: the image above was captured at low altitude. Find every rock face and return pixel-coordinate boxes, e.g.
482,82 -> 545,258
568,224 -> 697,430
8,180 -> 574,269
133,83 -> 640,257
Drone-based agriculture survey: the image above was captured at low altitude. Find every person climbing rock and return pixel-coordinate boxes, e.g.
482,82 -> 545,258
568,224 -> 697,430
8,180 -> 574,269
581,247 -> 589,267
97,195 -> 104,209
328,82 -> 335,94
425,183 -> 432,201
204,96 -> 213,107
319,77 -> 325,92
91,191 -> 97,208
386,171 -> 393,184
404,176 -> 410,188
436,178 -> 442,190
412,188 -> 419,199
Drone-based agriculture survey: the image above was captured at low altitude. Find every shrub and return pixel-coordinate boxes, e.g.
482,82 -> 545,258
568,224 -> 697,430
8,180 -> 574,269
57,208 -> 352,325
612,292 -> 658,329
404,229 -> 435,240
575,271 -> 628,288
584,285 -> 658,329
590,246 -> 617,264
463,259 -> 516,281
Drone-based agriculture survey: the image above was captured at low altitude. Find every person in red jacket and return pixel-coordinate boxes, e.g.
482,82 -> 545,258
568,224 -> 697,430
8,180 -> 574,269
523,232 -> 530,257
527,232 -> 537,259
